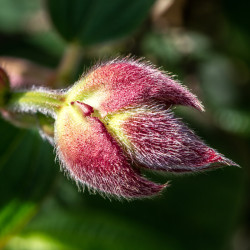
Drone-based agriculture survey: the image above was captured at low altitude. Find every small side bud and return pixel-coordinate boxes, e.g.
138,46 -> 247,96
0,67 -> 10,107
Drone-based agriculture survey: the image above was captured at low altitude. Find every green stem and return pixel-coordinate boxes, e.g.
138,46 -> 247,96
53,42 -> 83,88
7,90 -> 65,117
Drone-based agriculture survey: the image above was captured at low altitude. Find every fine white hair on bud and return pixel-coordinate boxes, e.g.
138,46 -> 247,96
0,57 -> 239,199
105,101 -> 238,173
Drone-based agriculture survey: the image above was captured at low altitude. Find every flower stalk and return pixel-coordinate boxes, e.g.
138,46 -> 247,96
6,90 -> 65,117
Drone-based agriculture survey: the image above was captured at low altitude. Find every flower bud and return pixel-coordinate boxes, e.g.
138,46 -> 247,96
105,102 -> 236,172
54,58 -> 238,199
66,58 -> 204,117
55,101 -> 165,198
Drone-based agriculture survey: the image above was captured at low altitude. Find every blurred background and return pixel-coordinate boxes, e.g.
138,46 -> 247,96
0,0 -> 249,249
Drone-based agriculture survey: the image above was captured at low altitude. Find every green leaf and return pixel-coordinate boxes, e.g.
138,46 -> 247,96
0,0 -> 40,33
0,119 -> 57,247
4,200 -> 179,250
46,0 -> 155,46
199,55 -> 239,108
214,108 -> 250,137
5,163 -> 245,250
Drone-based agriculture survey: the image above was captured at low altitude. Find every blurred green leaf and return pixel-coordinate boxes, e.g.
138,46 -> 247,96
80,166 -> 245,250
27,31 -> 66,59
5,200 -> 179,250
215,108 -> 250,137
0,0 -> 40,33
0,119 -> 57,247
142,32 -> 182,67
199,54 -> 239,108
142,31 -> 212,66
46,0 -> 155,46
0,33 -> 62,67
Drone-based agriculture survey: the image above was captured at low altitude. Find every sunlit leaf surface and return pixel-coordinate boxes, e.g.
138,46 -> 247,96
0,119 -> 57,247
47,0 -> 155,45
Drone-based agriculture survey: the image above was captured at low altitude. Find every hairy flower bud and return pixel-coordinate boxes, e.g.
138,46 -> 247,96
55,101 -> 166,198
54,58 -> 238,199
1,57 -> 237,199
67,59 -> 204,117
106,102 -> 235,172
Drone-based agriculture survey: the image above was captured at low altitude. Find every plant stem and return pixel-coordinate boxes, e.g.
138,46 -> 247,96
53,42 -> 83,88
7,90 -> 65,117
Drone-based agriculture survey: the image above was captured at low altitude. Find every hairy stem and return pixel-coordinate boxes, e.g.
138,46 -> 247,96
6,89 -> 65,118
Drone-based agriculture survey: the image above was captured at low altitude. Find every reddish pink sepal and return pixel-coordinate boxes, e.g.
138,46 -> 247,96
0,67 -> 9,91
55,104 -> 165,199
117,103 -> 237,172
83,59 -> 203,116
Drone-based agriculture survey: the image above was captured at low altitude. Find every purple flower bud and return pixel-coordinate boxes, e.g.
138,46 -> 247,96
53,58 -> 238,199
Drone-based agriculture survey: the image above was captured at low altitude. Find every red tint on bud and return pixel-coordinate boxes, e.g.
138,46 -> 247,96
55,105 -> 165,198
71,58 -> 204,116
108,103 -> 237,172
54,58 -> 238,199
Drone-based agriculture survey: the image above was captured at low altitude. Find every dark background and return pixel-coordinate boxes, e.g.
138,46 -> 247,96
0,0 -> 249,249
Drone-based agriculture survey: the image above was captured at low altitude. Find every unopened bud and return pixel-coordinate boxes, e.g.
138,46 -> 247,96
0,67 -> 9,107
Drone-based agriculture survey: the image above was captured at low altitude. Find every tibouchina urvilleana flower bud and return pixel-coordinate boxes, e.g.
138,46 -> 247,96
54,58 -> 237,199
1,59 -> 238,199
